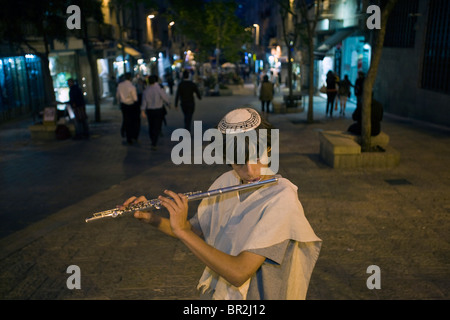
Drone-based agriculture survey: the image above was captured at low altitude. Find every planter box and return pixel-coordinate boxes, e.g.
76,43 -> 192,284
29,124 -> 75,141
319,130 -> 400,168
219,88 -> 233,96
272,98 -> 303,114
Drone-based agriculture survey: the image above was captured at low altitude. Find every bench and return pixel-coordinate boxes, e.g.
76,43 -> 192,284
319,130 -> 400,168
29,124 -> 76,141
323,130 -> 390,148
272,97 -> 304,114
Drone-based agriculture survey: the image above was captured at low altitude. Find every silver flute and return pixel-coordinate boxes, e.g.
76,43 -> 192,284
85,177 -> 279,223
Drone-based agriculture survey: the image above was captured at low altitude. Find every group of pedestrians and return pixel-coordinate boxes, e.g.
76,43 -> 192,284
116,70 -> 202,150
324,70 -> 383,137
325,70 -> 363,117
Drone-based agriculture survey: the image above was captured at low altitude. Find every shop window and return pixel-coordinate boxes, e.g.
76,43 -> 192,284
0,55 -> 45,122
49,54 -> 78,104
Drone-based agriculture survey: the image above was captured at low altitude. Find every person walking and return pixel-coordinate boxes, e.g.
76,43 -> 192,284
326,71 -> 337,117
165,72 -> 175,95
354,71 -> 365,108
259,75 -> 274,114
175,70 -> 202,132
64,79 -> 89,139
141,75 -> 170,150
337,75 -> 352,116
116,73 -> 139,145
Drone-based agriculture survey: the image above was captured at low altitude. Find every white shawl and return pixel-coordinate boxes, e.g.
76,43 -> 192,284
191,170 -> 322,300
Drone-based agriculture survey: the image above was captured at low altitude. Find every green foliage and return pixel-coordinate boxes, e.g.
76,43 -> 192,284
167,0 -> 251,63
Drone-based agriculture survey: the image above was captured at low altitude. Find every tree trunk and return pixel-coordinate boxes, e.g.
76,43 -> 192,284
86,49 -> 102,122
361,0 -> 398,151
36,53 -> 56,108
307,37 -> 315,123
82,18 -> 101,122
288,44 -> 293,106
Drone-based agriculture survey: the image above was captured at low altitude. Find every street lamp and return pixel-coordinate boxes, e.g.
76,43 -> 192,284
168,21 -> 175,42
168,21 -> 175,65
147,14 -> 157,74
147,14 -> 155,44
253,24 -> 259,46
286,32 -> 296,108
252,24 -> 260,74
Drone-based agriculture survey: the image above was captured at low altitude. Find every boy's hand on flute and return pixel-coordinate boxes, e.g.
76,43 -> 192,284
158,190 -> 190,237
120,196 -> 153,223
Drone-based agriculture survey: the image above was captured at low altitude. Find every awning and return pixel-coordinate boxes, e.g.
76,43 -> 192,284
117,44 -> 142,58
316,27 -> 358,52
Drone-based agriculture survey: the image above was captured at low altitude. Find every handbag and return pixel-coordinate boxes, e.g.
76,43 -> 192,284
319,85 -> 327,93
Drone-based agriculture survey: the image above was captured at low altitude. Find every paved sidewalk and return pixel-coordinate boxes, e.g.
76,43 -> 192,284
0,85 -> 449,300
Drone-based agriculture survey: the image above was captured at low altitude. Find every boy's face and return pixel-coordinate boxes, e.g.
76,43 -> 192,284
231,160 -> 268,184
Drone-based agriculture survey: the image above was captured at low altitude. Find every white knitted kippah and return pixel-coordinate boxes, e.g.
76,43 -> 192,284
218,108 -> 261,134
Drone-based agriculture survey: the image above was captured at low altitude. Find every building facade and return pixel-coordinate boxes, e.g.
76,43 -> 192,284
242,0 -> 449,126
0,0 -> 173,124
375,0 -> 450,127
0,54 -> 45,122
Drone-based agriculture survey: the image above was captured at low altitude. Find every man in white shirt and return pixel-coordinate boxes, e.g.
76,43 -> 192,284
141,75 -> 170,150
116,73 -> 139,145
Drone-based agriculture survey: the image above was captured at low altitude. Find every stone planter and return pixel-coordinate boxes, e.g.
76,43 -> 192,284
219,88 -> 233,96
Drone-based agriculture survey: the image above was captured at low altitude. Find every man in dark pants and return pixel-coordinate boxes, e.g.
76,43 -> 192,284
116,73 -> 139,145
175,70 -> 202,132
63,79 -> 89,139
141,75 -> 170,150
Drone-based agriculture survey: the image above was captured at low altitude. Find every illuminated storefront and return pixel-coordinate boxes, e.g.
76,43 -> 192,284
49,52 -> 80,107
0,54 -> 45,122
316,34 -> 371,100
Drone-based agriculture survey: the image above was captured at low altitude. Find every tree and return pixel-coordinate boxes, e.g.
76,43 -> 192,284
167,0 -> 251,64
204,0 -> 251,64
360,0 -> 398,151
0,0 -> 68,107
279,0 -> 298,107
78,0 -> 104,122
297,0 -> 321,123
0,0 -> 105,121
278,0 -> 322,122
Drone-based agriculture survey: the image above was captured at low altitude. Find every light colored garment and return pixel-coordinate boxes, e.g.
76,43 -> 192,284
141,84 -> 170,110
116,80 -> 138,105
190,170 -> 322,300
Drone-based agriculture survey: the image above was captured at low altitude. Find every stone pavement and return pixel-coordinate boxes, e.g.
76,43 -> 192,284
0,84 -> 449,300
